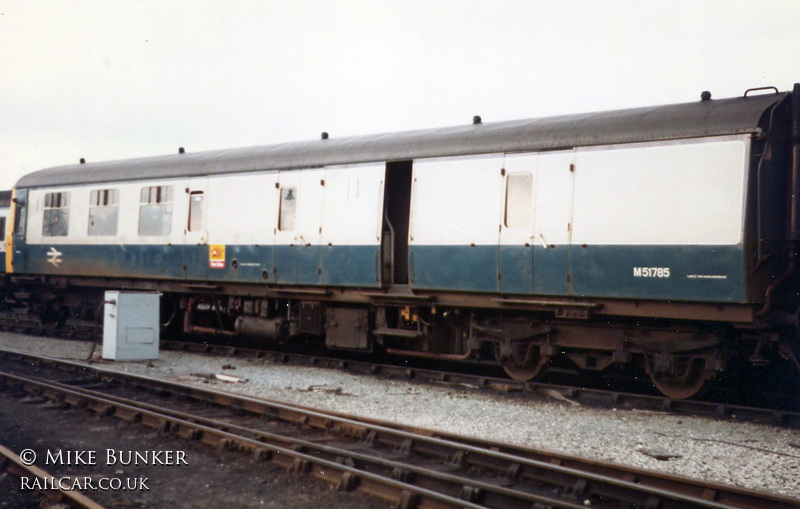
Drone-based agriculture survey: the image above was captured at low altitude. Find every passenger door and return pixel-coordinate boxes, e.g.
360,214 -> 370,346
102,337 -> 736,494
273,169 -> 325,285
8,189 -> 28,274
499,154 -> 536,294
183,179 -> 209,281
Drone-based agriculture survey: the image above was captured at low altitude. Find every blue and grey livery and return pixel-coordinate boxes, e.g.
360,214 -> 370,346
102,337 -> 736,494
5,87 -> 800,399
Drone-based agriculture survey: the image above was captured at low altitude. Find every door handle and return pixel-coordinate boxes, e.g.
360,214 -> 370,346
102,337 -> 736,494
537,234 -> 549,249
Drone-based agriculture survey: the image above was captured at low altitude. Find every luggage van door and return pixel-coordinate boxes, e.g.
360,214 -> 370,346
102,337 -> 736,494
320,162 -> 386,288
499,150 -> 574,296
531,151 -> 574,296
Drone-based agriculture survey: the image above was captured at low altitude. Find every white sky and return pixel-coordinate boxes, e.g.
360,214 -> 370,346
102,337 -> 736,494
1,0 -> 799,189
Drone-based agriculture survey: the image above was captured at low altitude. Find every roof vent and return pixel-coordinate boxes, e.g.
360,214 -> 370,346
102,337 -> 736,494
321,132 -> 329,140
473,115 -> 482,124
178,147 -> 185,154
700,91 -> 712,101
79,158 -> 86,164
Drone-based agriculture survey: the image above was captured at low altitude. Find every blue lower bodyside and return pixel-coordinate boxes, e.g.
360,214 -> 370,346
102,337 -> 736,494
18,243 -> 381,288
570,244 -> 745,301
410,243 -> 746,303
15,242 -> 747,303
409,245 -> 498,293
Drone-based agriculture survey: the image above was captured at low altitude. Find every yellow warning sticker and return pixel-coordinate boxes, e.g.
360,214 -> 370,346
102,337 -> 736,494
209,244 -> 226,269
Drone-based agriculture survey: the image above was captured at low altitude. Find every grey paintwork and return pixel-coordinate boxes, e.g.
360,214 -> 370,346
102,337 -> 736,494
16,92 -> 785,189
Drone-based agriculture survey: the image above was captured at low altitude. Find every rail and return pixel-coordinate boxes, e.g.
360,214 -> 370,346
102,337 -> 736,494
0,347 -> 797,509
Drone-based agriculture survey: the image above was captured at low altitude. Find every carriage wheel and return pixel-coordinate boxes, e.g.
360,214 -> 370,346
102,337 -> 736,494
501,343 -> 551,381
649,355 -> 713,400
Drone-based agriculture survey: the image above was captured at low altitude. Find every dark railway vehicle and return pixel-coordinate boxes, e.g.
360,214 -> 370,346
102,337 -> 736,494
6,86 -> 800,399
0,191 -> 9,275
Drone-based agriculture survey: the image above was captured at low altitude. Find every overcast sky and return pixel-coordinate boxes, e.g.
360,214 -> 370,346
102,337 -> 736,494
1,1 -> 798,189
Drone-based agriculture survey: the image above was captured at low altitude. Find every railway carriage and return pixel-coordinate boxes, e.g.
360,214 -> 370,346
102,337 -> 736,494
6,86 -> 800,399
0,191 -> 10,275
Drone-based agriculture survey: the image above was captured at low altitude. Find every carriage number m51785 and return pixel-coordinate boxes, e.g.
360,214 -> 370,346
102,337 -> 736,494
633,267 -> 670,278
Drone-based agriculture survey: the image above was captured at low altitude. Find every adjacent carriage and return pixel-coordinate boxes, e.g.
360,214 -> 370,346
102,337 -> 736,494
0,191 -> 10,275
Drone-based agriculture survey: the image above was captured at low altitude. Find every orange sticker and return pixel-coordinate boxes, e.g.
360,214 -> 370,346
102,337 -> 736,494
209,244 -> 226,269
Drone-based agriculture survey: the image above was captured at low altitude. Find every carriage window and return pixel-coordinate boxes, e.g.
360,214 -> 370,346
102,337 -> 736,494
138,185 -> 173,236
0,217 -> 5,243
278,187 -> 296,231
504,173 -> 533,228
188,191 -> 204,232
43,192 -> 70,237
89,189 -> 119,236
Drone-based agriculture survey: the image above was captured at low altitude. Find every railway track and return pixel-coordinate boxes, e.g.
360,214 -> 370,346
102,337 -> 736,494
0,312 -> 99,341
0,347 -> 798,509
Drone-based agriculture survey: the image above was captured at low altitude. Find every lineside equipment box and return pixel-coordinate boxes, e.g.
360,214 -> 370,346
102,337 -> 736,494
102,291 -> 160,361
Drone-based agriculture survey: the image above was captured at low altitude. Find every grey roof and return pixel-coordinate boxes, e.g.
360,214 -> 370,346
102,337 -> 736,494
16,91 -> 787,189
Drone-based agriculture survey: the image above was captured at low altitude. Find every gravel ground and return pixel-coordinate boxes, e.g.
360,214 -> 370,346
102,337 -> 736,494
1,332 -> 799,499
